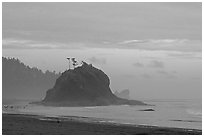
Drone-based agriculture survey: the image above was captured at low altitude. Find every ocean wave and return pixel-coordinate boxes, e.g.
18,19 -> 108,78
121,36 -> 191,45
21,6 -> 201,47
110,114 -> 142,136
84,107 -> 98,109
186,109 -> 202,117
170,119 -> 201,123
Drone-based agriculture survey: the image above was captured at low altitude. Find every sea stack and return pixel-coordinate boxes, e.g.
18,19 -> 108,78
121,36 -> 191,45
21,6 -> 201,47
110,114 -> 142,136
40,61 -> 147,106
114,89 -> 130,100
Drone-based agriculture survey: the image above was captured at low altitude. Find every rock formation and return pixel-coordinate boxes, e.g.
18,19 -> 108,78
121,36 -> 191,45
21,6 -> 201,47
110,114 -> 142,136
139,109 -> 155,112
40,62 -> 147,106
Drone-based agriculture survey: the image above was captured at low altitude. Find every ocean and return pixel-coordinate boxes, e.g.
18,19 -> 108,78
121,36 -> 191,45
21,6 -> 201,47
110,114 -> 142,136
2,99 -> 202,130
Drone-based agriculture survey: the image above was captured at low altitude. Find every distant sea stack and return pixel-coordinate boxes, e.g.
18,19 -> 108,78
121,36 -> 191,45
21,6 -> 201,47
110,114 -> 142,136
114,89 -> 130,100
40,62 -> 147,106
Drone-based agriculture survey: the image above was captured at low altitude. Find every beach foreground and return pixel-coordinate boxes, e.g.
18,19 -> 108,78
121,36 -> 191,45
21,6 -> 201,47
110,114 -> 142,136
2,113 -> 202,135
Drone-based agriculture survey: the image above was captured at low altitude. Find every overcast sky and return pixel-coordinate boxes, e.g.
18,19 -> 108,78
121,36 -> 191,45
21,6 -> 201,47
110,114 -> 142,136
2,2 -> 202,100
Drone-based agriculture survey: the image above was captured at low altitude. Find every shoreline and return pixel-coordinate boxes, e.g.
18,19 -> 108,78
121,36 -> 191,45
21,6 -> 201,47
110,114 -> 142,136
2,113 -> 202,135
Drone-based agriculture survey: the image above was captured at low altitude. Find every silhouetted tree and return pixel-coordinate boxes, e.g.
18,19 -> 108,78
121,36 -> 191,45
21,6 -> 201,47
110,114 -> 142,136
66,58 -> 71,70
71,58 -> 78,69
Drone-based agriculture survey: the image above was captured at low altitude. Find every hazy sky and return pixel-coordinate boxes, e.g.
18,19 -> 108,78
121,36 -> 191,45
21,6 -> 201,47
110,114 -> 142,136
2,2 -> 202,100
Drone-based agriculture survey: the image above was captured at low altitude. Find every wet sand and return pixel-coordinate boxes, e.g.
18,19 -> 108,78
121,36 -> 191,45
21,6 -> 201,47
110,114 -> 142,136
2,113 -> 202,135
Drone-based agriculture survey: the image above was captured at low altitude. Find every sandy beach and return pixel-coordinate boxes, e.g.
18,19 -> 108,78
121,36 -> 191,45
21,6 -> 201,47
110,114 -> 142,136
2,113 -> 202,135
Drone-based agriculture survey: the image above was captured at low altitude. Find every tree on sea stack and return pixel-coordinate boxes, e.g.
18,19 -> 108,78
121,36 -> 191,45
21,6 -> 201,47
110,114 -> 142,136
66,58 -> 71,70
72,58 -> 77,69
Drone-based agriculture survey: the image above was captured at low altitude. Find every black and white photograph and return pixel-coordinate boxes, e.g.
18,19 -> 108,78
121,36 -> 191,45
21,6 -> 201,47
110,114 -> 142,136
2,2 -> 202,135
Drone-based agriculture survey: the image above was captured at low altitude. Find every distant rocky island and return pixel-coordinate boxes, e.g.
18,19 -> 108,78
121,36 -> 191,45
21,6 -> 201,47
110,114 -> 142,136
38,61 -> 147,106
114,89 -> 130,100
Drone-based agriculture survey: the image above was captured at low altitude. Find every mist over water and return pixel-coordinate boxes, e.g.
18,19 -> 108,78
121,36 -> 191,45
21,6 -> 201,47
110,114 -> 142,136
3,48 -> 201,100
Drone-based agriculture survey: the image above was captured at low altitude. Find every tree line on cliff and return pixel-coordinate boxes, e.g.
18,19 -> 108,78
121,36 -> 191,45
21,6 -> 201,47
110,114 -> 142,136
2,57 -> 60,100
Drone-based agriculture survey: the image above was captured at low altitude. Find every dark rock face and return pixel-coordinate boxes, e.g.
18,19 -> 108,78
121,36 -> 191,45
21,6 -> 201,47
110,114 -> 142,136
41,62 -> 147,106
139,109 -> 155,112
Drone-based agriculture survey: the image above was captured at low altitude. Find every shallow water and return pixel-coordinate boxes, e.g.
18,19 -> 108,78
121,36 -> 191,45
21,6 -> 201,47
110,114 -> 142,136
3,99 -> 202,130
